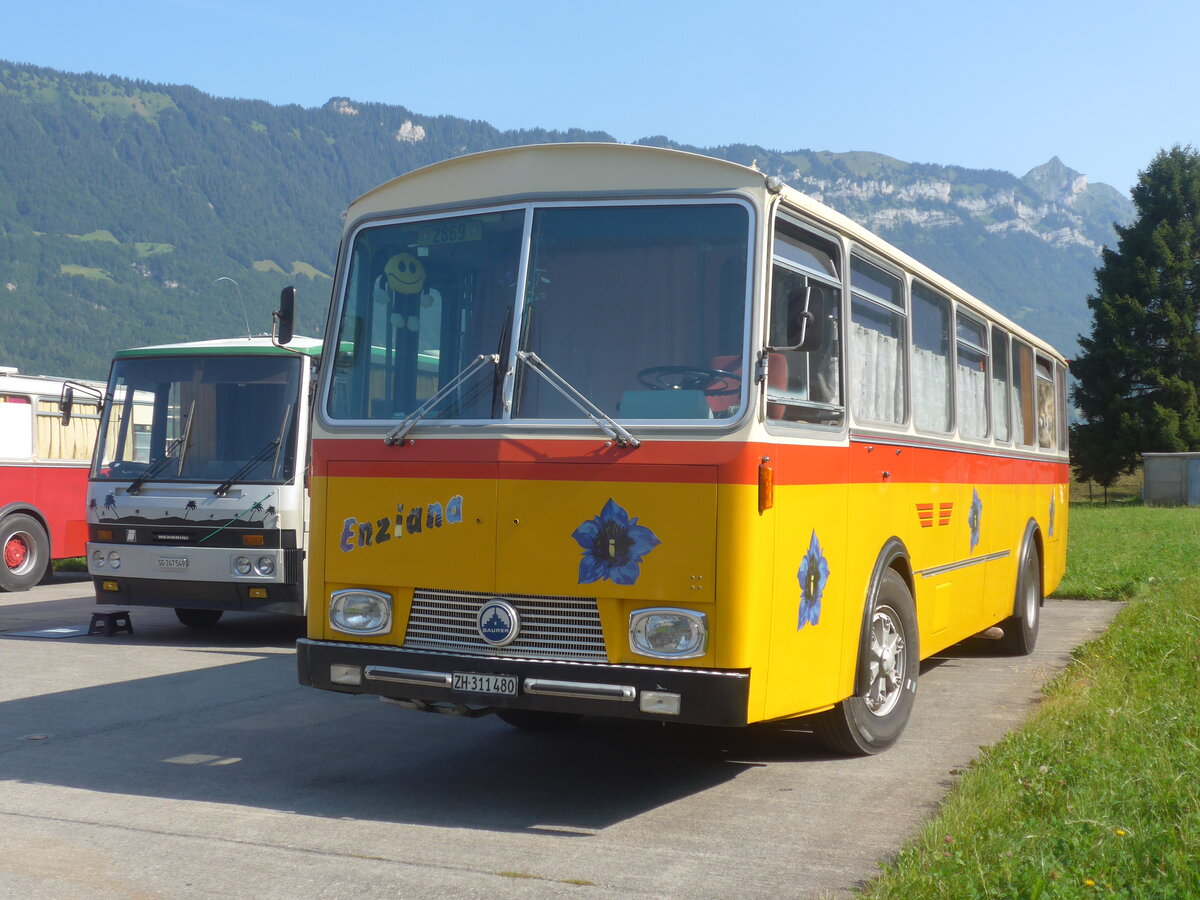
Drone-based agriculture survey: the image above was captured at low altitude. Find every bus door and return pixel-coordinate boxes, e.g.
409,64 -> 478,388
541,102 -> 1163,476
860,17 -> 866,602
761,226 -> 852,719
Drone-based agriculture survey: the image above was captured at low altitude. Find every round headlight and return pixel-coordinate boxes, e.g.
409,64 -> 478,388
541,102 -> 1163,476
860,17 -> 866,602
233,556 -> 253,576
256,556 -> 275,576
107,551 -> 121,569
330,589 -> 392,635
629,608 -> 707,659
92,550 -> 105,569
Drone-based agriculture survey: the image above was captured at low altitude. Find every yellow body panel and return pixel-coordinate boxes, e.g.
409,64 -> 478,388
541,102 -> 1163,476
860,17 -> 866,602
308,449 -> 1069,725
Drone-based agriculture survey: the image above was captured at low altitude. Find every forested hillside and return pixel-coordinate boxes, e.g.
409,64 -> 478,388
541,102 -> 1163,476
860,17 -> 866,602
0,60 -> 1131,380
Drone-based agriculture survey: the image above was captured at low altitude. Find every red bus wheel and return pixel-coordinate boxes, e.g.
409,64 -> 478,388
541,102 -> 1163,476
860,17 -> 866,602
0,514 -> 50,593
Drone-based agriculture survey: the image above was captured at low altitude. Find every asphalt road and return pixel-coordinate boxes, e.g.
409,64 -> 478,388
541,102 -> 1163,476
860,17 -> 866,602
0,576 -> 1121,899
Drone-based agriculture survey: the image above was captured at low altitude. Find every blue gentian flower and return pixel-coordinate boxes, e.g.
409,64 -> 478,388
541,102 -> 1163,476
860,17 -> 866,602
571,498 -> 661,585
969,488 -> 983,552
797,530 -> 828,629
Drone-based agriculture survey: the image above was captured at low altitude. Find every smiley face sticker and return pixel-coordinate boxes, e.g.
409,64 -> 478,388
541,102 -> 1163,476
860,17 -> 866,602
384,252 -> 425,294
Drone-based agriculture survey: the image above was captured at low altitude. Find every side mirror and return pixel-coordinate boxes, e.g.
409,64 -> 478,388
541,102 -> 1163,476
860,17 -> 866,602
274,286 -> 296,345
60,385 -> 74,426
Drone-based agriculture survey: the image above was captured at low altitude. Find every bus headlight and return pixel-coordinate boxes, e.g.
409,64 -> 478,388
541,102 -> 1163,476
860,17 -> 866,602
92,550 -> 105,569
330,589 -> 392,635
256,556 -> 275,576
629,608 -> 707,659
107,551 -> 121,569
233,556 -> 254,576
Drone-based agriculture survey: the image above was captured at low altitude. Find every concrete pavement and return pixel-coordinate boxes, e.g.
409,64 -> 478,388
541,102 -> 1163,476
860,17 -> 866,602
0,576 -> 1122,898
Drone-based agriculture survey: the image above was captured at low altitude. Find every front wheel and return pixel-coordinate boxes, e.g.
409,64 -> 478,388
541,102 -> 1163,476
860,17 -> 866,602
175,608 -> 224,629
0,514 -> 50,593
812,569 -> 919,755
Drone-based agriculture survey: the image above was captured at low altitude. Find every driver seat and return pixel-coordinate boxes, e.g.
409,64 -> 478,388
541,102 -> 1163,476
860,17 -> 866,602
708,354 -> 787,417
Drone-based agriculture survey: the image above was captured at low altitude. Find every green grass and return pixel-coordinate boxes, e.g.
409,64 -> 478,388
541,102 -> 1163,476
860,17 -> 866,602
1056,506 -> 1200,600
1070,469 -> 1144,507
859,505 -> 1200,899
58,264 -> 112,281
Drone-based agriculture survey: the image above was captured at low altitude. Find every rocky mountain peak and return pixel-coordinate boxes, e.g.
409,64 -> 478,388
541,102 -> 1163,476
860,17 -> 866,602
1022,157 -> 1088,203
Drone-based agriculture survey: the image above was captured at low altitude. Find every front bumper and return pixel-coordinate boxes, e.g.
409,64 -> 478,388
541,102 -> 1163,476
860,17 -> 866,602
92,574 -> 304,616
297,639 -> 750,727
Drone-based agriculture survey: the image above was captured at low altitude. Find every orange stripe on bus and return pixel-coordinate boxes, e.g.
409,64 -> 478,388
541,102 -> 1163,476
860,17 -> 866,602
313,437 -> 1070,487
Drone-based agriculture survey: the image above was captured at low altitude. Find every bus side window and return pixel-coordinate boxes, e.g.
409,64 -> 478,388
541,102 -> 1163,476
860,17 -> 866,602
1013,340 -> 1036,446
912,282 -> 952,434
37,397 -> 99,460
954,311 -> 989,440
1036,356 -> 1056,450
991,326 -> 1011,442
1056,362 -> 1069,451
849,255 -> 906,425
0,394 -> 33,458
767,221 -> 843,426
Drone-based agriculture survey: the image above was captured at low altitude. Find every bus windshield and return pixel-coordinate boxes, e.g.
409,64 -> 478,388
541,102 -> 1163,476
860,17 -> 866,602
329,201 -> 751,424
92,354 -> 304,486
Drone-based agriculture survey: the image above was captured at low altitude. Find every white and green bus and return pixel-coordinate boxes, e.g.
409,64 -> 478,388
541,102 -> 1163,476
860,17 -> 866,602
85,335 -> 320,627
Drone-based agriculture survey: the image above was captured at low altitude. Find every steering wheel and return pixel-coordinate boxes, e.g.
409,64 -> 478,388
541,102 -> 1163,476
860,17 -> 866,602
105,460 -> 148,479
636,365 -> 741,396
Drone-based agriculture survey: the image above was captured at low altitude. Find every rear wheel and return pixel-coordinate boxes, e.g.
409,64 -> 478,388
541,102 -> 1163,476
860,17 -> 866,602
812,569 -> 919,755
495,708 -> 582,731
175,608 -> 224,629
0,514 -> 50,593
997,543 -> 1041,655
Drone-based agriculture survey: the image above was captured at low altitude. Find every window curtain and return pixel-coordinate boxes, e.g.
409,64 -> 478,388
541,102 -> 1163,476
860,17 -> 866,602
956,364 -> 988,439
36,400 -> 99,461
991,374 -> 1010,441
913,347 -> 950,432
850,322 -> 904,423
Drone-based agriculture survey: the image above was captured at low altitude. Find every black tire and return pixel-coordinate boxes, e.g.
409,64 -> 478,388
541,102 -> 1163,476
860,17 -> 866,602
997,543 -> 1041,656
812,569 -> 919,755
0,513 -> 50,593
495,708 -> 582,732
174,608 -> 224,629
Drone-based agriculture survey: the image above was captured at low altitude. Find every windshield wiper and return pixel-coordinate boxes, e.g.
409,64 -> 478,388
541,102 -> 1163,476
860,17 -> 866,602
214,401 -> 293,495
127,446 -> 179,495
384,354 -> 499,446
516,351 -> 639,449
129,401 -> 195,494
213,437 -> 282,496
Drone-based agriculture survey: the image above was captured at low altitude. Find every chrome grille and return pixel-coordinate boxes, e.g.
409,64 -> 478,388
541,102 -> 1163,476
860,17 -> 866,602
404,589 -> 608,662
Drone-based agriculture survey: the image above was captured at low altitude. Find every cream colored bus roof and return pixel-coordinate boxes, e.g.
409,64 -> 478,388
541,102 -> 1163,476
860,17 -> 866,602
347,142 -> 769,217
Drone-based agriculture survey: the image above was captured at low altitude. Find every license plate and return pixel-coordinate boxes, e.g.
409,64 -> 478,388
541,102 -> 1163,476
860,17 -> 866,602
452,672 -> 517,696
157,557 -> 189,570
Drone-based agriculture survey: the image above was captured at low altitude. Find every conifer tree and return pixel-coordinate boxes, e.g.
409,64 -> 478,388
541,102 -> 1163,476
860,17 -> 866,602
1071,146 -> 1200,486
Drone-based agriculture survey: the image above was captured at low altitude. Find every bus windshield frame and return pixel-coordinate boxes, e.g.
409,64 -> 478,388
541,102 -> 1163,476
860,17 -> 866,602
325,198 -> 755,430
92,353 -> 305,487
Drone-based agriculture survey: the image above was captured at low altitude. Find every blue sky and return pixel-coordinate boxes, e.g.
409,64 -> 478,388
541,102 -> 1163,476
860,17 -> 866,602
5,0 -> 1198,195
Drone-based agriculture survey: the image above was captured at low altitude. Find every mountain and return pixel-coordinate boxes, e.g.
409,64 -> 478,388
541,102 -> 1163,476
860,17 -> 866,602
0,60 -> 1131,380
633,141 -> 1130,357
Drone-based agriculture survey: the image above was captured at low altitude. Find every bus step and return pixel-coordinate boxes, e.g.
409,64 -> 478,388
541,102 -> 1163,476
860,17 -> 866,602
88,611 -> 134,637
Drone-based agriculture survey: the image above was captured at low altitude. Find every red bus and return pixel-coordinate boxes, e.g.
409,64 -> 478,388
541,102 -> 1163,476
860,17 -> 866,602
0,366 -> 104,592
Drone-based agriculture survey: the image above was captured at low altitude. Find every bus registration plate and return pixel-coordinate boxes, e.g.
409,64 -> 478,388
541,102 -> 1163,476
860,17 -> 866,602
157,557 -> 189,570
452,672 -> 517,696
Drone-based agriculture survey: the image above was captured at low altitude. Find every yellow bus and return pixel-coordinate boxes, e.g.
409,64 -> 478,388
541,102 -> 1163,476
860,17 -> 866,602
289,143 -> 1068,754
